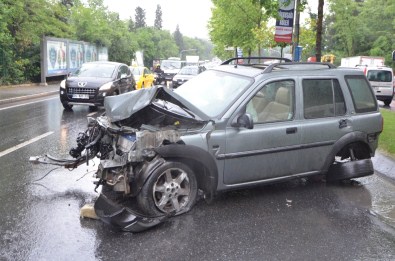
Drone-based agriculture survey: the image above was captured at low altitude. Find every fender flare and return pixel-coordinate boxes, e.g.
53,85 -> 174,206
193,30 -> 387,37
322,131 -> 371,173
132,144 -> 218,202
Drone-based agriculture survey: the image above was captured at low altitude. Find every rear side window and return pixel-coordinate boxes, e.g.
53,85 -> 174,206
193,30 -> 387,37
366,70 -> 392,82
302,79 -> 346,119
345,75 -> 377,113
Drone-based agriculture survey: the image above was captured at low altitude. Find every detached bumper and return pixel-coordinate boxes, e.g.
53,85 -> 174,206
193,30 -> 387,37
94,193 -> 167,232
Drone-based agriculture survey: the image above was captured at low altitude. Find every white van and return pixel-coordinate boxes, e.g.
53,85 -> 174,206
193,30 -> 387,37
364,66 -> 394,106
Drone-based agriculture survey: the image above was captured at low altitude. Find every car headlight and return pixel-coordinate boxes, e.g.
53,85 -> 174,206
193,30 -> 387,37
99,82 -> 113,91
60,79 -> 66,89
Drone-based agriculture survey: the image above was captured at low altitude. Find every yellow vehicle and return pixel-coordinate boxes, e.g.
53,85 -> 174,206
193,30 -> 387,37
321,54 -> 335,64
130,66 -> 155,90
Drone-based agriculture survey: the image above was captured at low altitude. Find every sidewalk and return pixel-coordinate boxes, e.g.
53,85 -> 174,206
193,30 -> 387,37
0,82 -> 394,183
0,83 -> 59,105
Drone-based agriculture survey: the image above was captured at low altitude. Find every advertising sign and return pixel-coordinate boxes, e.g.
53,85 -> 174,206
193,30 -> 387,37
47,40 -> 67,75
68,42 -> 84,71
274,0 -> 295,43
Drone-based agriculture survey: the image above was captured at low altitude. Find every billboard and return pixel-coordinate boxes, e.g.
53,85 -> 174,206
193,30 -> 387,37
274,0 -> 295,43
41,37 -> 108,82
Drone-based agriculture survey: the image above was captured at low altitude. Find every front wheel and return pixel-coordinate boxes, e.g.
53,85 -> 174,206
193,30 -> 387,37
137,161 -> 198,216
62,102 -> 73,110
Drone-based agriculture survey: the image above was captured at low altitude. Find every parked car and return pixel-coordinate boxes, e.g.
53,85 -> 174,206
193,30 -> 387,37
172,65 -> 206,88
59,61 -> 135,110
33,57 -> 383,232
130,66 -> 155,89
364,66 -> 394,106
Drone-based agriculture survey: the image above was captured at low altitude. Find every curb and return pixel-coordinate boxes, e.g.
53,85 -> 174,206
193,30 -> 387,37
372,151 -> 395,183
0,91 -> 58,105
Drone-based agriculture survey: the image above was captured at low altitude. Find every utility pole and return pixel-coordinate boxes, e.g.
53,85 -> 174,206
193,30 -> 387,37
292,0 -> 300,61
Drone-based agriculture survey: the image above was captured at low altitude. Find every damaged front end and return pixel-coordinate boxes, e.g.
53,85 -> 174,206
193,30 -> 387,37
30,86 -> 210,232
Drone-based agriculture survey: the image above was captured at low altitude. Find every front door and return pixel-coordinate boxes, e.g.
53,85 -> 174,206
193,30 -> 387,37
222,79 -> 303,185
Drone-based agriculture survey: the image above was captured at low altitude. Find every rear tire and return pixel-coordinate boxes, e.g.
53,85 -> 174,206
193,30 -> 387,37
326,159 -> 374,182
137,161 -> 198,217
384,99 -> 392,106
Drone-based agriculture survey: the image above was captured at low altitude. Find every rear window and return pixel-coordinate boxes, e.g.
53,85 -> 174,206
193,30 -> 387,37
366,70 -> 392,82
345,75 -> 378,113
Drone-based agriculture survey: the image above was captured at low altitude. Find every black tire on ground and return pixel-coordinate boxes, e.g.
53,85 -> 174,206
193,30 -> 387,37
326,158 -> 374,182
384,99 -> 392,106
89,106 -> 98,111
137,161 -> 198,217
62,102 -> 73,110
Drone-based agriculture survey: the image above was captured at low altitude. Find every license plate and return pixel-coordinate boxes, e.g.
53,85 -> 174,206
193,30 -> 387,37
72,94 -> 89,99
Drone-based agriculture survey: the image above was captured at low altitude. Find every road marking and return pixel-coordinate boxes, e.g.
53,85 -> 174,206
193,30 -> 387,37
0,131 -> 54,158
0,97 -> 58,111
87,111 -> 98,117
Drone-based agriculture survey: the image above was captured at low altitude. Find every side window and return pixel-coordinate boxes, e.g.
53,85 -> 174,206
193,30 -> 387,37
246,80 -> 294,123
118,65 -> 128,78
303,79 -> 346,119
345,75 -> 378,113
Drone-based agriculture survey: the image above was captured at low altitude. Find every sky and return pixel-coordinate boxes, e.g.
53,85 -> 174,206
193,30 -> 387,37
103,0 -> 213,39
103,0 -> 325,40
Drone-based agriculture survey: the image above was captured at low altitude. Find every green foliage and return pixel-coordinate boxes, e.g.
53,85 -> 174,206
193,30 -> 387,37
325,0 -> 395,68
0,0 -> 214,84
173,25 -> 185,53
379,109 -> 395,157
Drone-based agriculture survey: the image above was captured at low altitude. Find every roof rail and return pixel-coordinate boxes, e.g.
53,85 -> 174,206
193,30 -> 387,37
263,62 -> 336,73
221,56 -> 292,65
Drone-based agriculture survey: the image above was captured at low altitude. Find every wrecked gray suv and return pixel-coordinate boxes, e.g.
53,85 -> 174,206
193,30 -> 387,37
31,57 -> 383,232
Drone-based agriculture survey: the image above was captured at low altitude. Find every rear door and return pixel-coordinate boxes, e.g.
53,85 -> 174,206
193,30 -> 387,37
299,77 -> 350,172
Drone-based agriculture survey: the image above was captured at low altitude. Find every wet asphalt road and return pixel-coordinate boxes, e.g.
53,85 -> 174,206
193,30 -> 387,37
0,95 -> 395,261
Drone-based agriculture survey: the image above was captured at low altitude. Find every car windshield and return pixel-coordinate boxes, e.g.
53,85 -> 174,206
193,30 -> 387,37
74,63 -> 116,78
174,70 -> 252,118
161,60 -> 183,69
179,67 -> 199,75
131,67 -> 143,76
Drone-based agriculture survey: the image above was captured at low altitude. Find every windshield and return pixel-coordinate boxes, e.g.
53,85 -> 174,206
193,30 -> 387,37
367,70 -> 392,82
174,70 -> 252,118
179,66 -> 199,75
74,63 -> 116,78
161,60 -> 183,70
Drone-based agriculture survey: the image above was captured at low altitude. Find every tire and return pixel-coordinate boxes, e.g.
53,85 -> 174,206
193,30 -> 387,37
326,158 -> 374,182
384,99 -> 392,106
62,102 -> 73,110
137,161 -> 198,216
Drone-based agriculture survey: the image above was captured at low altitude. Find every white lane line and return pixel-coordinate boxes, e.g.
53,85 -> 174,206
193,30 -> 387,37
0,131 -> 54,158
0,97 -> 58,111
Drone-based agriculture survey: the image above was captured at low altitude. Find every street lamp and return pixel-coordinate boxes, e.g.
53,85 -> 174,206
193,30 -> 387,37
179,49 -> 197,59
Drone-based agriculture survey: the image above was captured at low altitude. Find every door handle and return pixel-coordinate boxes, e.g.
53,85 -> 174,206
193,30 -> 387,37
286,127 -> 297,134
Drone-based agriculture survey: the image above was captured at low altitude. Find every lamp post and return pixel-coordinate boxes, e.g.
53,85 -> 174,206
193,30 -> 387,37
179,49 -> 197,59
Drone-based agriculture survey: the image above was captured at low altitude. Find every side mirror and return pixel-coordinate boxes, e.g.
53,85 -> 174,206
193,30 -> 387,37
231,113 -> 254,129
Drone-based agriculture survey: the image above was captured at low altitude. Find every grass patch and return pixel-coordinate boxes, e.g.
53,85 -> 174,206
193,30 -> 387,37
378,109 -> 395,157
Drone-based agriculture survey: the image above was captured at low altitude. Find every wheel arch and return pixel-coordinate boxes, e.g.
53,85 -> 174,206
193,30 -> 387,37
322,131 -> 373,173
133,144 -> 218,202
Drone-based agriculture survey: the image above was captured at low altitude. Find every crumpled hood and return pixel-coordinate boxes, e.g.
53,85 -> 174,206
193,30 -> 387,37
104,86 -> 210,122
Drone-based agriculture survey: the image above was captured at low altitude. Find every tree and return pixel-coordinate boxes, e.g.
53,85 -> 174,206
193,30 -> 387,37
209,0 -> 285,58
135,6 -> 146,29
173,25 -> 184,54
154,4 -> 162,30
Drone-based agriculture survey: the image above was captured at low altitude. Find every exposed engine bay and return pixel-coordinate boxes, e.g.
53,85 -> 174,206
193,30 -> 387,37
30,86 -> 214,232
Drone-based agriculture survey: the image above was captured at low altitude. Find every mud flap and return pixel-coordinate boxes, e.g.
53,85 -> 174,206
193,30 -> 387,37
94,193 -> 168,232
326,158 -> 374,182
